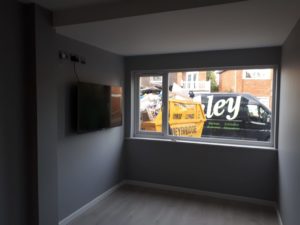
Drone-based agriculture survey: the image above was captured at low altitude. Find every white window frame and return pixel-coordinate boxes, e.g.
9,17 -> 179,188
185,71 -> 199,89
134,73 -> 168,139
132,66 -> 278,149
150,76 -> 163,85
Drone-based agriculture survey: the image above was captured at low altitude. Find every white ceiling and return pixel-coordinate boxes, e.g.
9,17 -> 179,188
55,0 -> 300,56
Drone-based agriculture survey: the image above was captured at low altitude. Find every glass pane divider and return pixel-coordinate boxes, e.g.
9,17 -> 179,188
162,73 -> 169,137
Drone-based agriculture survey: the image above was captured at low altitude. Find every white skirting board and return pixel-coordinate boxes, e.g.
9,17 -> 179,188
276,209 -> 284,225
59,179 -> 279,225
59,182 -> 124,225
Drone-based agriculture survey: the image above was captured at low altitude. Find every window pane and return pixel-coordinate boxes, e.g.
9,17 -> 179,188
168,72 -> 207,138
168,69 -> 274,142
139,76 -> 163,132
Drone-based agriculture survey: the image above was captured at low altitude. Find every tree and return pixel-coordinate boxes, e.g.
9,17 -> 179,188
206,71 -> 219,92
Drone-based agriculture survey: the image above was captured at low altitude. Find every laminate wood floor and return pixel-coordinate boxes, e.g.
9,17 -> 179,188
70,185 -> 279,225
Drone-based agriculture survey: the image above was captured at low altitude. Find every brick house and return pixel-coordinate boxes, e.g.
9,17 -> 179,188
140,71 -> 211,94
218,69 -> 273,109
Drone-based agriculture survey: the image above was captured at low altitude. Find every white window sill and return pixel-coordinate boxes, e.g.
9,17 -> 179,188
125,136 -> 277,151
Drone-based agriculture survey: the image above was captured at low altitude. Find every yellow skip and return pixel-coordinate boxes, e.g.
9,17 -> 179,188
141,99 -> 206,138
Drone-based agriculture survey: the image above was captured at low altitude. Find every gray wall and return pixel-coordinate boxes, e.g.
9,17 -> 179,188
55,35 -> 124,220
34,5 -> 59,225
278,19 -> 300,225
0,1 -> 28,225
32,5 -> 125,223
124,47 -> 280,201
125,139 -> 277,200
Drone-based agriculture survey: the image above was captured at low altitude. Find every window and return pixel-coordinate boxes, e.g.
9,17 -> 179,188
247,105 -> 270,124
242,69 -> 272,80
185,71 -> 199,89
150,76 -> 163,84
134,68 -> 277,147
138,75 -> 163,133
257,97 -> 270,109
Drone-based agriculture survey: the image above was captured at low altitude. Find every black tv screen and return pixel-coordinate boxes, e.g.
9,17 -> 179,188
77,82 -> 110,132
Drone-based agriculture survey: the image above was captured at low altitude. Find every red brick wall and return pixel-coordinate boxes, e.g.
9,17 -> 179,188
219,70 -> 237,92
199,71 -> 206,81
219,70 -> 273,108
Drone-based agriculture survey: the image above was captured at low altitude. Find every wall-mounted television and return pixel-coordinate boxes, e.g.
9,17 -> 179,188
76,82 -> 122,133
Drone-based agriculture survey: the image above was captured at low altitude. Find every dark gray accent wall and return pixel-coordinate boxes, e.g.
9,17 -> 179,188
32,4 -> 125,223
34,5 -> 59,225
125,139 -> 277,200
125,47 -> 281,71
124,47 -> 281,201
0,1 -> 27,225
278,19 -> 300,225
55,34 -> 124,220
